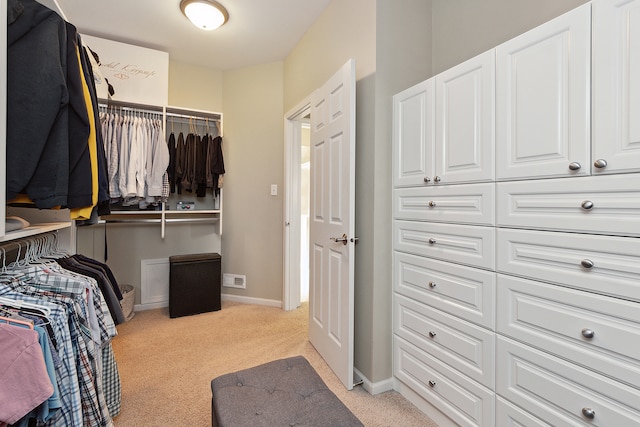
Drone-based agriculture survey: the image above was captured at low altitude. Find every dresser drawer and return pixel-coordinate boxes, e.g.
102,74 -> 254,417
498,274 -> 640,390
394,251 -> 495,328
497,228 -> 640,301
497,337 -> 640,426
394,221 -> 495,270
496,397 -> 551,427
497,174 -> 640,237
394,183 -> 495,225
394,294 -> 495,388
394,337 -> 495,427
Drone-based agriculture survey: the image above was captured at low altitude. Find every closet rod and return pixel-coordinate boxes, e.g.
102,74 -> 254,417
97,98 -> 164,114
165,111 -> 221,122
0,231 -> 59,265
102,218 -> 219,225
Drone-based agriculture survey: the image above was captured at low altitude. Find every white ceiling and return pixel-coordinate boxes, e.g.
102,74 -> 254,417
48,0 -> 332,70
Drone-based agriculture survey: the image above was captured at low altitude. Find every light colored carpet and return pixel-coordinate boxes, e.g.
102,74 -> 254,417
111,300 -> 438,426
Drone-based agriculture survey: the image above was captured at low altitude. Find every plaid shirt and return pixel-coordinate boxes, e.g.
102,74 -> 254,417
1,262 -> 120,426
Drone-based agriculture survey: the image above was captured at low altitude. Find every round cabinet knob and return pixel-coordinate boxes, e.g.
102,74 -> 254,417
593,159 -> 608,169
428,281 -> 437,288
428,201 -> 436,207
434,176 -> 441,183
429,331 -> 437,338
581,328 -> 595,339
428,238 -> 437,244
428,380 -> 436,388
569,162 -> 582,171
582,407 -> 596,419
581,201 -> 594,210
423,177 -> 431,183
581,259 -> 595,269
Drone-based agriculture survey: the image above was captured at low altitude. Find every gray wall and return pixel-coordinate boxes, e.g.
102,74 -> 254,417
432,0 -> 589,74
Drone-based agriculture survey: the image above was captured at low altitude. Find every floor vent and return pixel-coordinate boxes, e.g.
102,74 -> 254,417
223,273 -> 246,289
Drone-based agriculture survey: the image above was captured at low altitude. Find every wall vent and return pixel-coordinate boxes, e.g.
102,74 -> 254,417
223,273 -> 246,289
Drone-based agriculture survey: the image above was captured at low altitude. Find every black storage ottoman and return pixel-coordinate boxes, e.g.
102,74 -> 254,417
169,253 -> 221,318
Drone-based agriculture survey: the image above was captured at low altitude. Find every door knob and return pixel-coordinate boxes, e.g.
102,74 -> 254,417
330,234 -> 348,245
569,162 -> 582,171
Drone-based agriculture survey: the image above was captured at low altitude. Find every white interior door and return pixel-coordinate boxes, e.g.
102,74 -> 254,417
308,59 -> 356,390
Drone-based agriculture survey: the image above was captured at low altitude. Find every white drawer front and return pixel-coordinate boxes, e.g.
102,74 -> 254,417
394,252 -> 495,329
394,337 -> 495,427
497,228 -> 640,301
496,397 -> 553,427
394,221 -> 495,270
497,337 -> 640,426
394,294 -> 495,388
498,274 -> 640,390
497,174 -> 640,237
394,183 -> 495,225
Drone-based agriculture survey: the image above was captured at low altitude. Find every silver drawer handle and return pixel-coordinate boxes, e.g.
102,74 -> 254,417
429,331 -> 437,338
428,201 -> 436,207
581,328 -> 595,339
428,380 -> 436,387
593,159 -> 608,169
581,200 -> 594,210
581,259 -> 594,269
428,281 -> 436,288
428,238 -> 436,244
582,407 -> 595,419
423,177 -> 431,183
433,176 -> 441,183
569,162 -> 582,171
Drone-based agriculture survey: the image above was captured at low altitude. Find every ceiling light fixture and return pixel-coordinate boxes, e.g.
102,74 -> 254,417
180,0 -> 229,31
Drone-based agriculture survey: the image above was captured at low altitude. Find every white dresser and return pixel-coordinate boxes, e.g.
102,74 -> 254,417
392,1 -> 640,426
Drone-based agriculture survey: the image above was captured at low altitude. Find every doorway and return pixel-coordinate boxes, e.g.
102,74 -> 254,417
284,102 -> 311,311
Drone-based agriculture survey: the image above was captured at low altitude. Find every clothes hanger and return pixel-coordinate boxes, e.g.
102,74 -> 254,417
0,296 -> 51,317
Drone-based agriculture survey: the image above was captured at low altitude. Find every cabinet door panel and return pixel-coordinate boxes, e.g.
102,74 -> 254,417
435,50 -> 494,184
496,4 -> 591,180
393,79 -> 435,187
592,0 -> 640,174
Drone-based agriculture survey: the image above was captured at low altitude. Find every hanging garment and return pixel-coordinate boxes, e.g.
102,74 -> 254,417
6,0 -> 70,209
0,323 -> 54,426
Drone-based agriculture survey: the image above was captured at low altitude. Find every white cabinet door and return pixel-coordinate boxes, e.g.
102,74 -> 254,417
393,79 -> 435,187
435,50 -> 495,184
496,4 -> 591,180
592,0 -> 640,175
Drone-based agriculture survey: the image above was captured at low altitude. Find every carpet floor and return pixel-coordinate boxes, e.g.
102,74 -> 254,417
111,300 -> 438,426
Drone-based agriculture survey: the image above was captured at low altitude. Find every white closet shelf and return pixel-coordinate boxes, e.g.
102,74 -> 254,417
0,222 -> 71,242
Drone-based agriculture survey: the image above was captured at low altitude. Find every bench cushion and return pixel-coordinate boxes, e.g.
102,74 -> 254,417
211,356 -> 363,426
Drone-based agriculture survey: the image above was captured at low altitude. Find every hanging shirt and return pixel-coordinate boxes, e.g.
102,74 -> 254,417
0,323 -> 54,426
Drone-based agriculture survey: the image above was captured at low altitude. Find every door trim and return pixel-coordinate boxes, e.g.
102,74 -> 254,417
283,98 -> 311,311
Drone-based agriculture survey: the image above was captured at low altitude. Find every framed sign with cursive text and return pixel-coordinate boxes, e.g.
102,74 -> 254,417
81,34 -> 169,106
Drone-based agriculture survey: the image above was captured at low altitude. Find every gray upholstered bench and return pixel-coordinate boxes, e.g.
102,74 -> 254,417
211,356 -> 363,426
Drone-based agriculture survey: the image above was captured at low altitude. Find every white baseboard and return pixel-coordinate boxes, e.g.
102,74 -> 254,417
221,293 -> 282,307
133,294 -> 282,312
134,301 -> 168,311
354,368 -> 394,395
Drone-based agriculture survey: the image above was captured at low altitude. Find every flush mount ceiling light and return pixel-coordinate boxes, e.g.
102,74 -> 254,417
180,0 -> 229,31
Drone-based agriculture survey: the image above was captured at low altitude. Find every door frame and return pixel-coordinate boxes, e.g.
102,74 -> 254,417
283,97 -> 311,311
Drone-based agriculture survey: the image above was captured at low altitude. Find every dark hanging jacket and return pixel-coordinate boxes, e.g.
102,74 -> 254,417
7,0 -> 70,208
